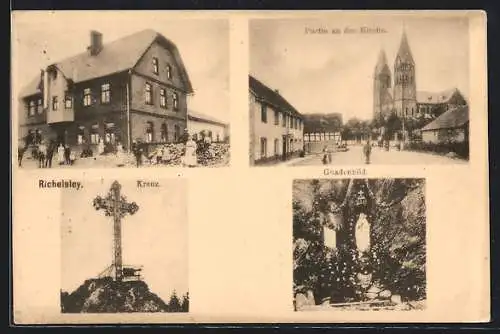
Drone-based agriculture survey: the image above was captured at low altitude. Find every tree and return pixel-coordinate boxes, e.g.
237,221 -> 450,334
181,292 -> 189,312
167,290 -> 182,312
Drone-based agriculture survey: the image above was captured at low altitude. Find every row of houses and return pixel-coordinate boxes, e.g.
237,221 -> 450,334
18,29 -> 228,154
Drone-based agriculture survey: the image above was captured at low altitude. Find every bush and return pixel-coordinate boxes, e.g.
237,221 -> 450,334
407,141 -> 469,159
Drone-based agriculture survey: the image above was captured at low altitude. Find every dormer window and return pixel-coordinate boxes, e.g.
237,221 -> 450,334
152,57 -> 159,75
166,64 -> 172,80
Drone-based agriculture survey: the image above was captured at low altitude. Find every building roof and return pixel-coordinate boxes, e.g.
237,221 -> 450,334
396,30 -> 414,64
421,105 -> 469,131
416,88 -> 461,104
20,29 -> 193,98
249,75 -> 302,118
188,110 -> 228,127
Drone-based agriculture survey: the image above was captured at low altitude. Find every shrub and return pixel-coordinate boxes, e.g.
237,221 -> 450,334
407,141 -> 469,159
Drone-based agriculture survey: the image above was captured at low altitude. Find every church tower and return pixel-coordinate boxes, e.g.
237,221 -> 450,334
393,29 -> 417,118
373,49 -> 393,119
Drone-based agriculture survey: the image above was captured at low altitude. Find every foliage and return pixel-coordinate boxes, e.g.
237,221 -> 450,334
293,179 -> 426,304
406,141 -> 469,160
167,290 -> 182,312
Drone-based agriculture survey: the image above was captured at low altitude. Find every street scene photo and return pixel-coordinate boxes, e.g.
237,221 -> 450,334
14,12 -> 230,169
249,14 -> 469,166
60,179 -> 188,313
293,178 -> 426,311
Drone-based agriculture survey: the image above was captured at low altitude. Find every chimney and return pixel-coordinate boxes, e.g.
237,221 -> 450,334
88,30 -> 103,56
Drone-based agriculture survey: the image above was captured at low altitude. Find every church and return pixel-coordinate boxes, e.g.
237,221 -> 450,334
373,30 -> 467,122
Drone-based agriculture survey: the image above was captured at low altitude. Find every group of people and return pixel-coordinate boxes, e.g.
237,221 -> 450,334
18,141 -> 76,168
321,140 -> 373,165
130,135 -> 199,168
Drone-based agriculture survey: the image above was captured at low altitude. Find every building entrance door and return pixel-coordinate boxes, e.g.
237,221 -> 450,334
282,135 -> 287,161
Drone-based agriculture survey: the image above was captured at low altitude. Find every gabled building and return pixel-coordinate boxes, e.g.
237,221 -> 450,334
187,110 -> 229,143
420,105 -> 469,144
18,29 -> 194,152
249,75 -> 304,165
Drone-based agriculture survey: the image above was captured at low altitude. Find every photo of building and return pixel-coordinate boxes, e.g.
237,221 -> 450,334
14,13 -> 230,168
249,75 -> 304,165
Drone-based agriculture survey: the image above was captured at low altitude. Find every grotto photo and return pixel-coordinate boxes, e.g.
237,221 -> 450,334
293,178 -> 426,311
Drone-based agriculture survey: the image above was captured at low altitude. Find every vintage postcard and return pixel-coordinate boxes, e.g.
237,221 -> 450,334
12,10 -> 489,325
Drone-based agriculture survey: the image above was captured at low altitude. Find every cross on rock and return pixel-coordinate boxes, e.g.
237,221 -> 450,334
93,181 -> 139,281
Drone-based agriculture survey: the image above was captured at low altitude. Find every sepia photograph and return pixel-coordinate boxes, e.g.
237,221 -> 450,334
250,15 -> 470,166
14,12 -> 230,169
293,178 -> 426,311
60,179 -> 188,313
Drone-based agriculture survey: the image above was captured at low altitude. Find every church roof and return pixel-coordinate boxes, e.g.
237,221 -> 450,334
249,75 -> 302,118
416,88 -> 461,104
374,49 -> 391,75
396,30 -> 414,64
421,105 -> 469,131
20,29 -> 194,98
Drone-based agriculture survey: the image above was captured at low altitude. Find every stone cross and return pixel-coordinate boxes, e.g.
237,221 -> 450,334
93,181 -> 139,281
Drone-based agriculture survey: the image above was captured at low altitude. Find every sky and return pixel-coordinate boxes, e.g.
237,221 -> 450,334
61,179 -> 188,303
250,14 -> 470,121
12,12 -> 229,123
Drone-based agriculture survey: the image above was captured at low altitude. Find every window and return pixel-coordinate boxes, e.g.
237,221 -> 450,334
37,99 -> 43,114
173,92 -> 179,110
260,137 -> 267,158
83,88 -> 92,106
90,124 -> 99,144
77,126 -> 85,145
28,100 -> 36,116
52,96 -> 59,111
145,122 -> 154,143
282,112 -> 286,127
105,123 -> 116,144
145,83 -> 153,105
166,64 -> 172,79
160,123 -> 168,142
274,110 -> 279,125
261,104 -> 267,123
174,124 -> 180,142
216,133 -> 220,142
274,138 -> 279,155
208,130 -> 213,140
65,96 -> 72,109
160,89 -> 166,108
152,57 -> 159,74
101,83 -> 111,104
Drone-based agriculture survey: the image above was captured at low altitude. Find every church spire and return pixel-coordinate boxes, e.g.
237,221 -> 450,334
397,28 -> 414,64
374,49 -> 390,75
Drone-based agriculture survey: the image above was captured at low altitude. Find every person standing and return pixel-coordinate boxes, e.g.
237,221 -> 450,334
98,137 -> 105,155
45,140 -> 55,168
57,143 -> 65,165
363,139 -> 372,164
183,135 -> 198,167
322,146 -> 328,165
132,140 -> 143,167
327,146 -> 332,164
64,144 -> 71,165
38,141 -> 47,168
